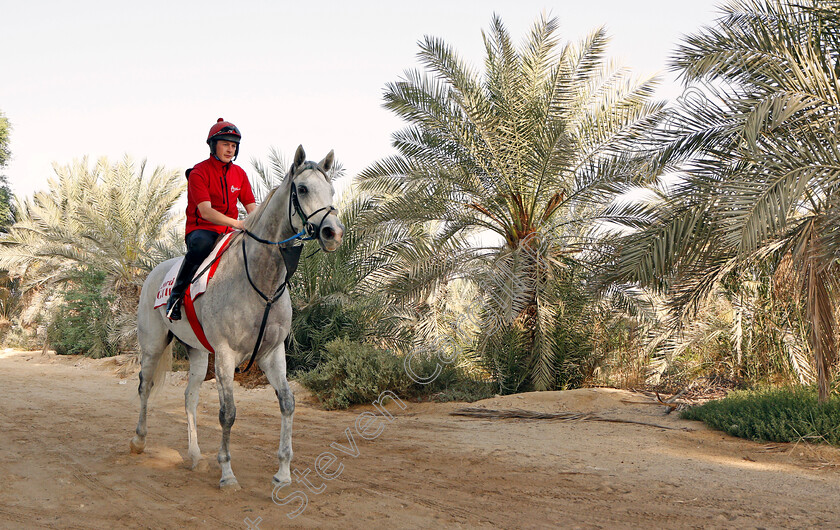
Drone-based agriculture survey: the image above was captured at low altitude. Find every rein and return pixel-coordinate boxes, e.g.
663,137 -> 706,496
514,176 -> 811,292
236,240 -> 302,374
236,163 -> 337,374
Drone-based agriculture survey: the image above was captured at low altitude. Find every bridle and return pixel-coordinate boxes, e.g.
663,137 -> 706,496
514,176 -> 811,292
291,173 -> 338,241
236,161 -> 338,374
244,161 -> 338,247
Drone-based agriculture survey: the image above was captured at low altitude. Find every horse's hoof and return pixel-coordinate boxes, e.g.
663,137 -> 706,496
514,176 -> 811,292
272,475 -> 292,489
220,478 -> 241,492
186,450 -> 204,471
129,436 -> 145,454
182,457 -> 206,471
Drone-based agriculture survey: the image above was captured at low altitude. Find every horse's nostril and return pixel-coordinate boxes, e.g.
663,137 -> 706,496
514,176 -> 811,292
322,226 -> 335,240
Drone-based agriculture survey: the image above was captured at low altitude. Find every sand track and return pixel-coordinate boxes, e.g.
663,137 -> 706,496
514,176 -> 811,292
1,349 -> 839,529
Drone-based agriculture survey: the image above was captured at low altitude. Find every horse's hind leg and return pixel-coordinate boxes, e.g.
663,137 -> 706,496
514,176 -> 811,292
258,343 -> 294,488
130,329 -> 173,454
214,348 -> 240,490
185,347 -> 209,469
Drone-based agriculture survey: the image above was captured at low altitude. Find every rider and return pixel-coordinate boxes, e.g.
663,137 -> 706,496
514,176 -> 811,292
165,118 -> 257,320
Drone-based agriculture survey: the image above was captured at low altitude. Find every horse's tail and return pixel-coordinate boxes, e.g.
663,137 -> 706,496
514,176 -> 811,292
148,333 -> 174,400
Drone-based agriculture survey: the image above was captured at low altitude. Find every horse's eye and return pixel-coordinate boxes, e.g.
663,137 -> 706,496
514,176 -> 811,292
298,185 -> 308,194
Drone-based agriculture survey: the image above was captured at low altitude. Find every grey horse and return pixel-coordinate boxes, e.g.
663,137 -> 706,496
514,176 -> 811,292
130,145 -> 344,490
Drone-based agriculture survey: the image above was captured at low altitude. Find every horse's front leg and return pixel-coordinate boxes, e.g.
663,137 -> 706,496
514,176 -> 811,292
214,348 -> 240,491
258,340 -> 294,488
185,347 -> 209,470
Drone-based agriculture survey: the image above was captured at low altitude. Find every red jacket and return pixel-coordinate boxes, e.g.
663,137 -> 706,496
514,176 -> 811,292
186,156 -> 256,236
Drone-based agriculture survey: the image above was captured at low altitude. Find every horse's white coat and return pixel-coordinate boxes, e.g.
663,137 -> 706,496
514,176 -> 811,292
130,146 -> 344,490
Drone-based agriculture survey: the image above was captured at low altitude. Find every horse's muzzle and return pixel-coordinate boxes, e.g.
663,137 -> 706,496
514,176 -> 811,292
319,218 -> 345,252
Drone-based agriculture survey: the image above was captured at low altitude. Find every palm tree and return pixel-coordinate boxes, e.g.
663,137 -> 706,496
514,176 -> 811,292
0,109 -> 10,169
357,14 -> 665,390
0,111 -> 15,229
0,156 -> 184,288
602,0 -> 840,400
0,156 -> 184,350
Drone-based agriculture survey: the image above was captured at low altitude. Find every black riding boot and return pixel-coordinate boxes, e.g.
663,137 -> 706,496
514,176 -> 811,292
165,259 -> 202,321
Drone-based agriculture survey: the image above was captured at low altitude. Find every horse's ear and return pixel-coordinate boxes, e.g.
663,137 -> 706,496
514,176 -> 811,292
293,145 -> 306,169
319,150 -> 335,177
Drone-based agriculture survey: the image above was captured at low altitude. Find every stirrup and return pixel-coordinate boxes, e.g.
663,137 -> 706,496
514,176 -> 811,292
165,297 -> 182,321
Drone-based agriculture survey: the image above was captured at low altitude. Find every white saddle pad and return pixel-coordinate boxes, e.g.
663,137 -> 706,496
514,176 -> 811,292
153,232 -> 235,309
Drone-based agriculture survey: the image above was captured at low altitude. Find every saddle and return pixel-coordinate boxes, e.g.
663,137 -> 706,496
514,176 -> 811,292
154,232 -> 237,379
154,232 -> 236,310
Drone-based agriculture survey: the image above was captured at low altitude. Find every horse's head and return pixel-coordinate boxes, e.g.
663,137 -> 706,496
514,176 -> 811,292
288,145 -> 345,252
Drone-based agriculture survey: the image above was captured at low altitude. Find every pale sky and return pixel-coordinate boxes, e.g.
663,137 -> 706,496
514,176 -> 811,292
1,0 -> 723,200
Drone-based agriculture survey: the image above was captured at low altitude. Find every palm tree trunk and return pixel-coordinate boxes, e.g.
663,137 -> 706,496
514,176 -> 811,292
803,232 -> 836,403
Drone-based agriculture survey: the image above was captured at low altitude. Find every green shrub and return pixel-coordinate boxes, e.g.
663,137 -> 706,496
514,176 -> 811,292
287,301 -> 368,372
2,320 -> 39,350
298,338 -> 411,409
405,347 -> 496,403
472,325 -> 533,395
680,387 -> 840,446
469,268 -> 602,394
298,337 -> 495,409
48,268 -> 117,358
425,377 -> 496,403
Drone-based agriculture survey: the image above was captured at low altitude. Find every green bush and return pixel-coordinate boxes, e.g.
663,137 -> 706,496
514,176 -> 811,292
680,387 -> 840,446
48,268 -> 117,358
298,337 -> 494,409
469,268 -> 602,394
287,301 -> 367,372
298,338 -> 411,409
2,319 -> 39,350
473,325 -> 533,395
425,377 -> 496,403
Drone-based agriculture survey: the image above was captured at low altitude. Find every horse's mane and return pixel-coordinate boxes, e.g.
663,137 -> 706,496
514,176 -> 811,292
243,162 -> 326,231
243,185 -> 281,231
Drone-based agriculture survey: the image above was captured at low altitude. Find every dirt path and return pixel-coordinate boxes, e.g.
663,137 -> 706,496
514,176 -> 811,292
1,349 -> 839,529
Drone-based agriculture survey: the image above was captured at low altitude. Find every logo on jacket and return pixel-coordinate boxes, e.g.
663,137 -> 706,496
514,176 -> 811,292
230,185 -> 241,193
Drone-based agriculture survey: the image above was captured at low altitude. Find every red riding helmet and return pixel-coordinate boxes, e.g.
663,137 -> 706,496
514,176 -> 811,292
207,118 -> 241,159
